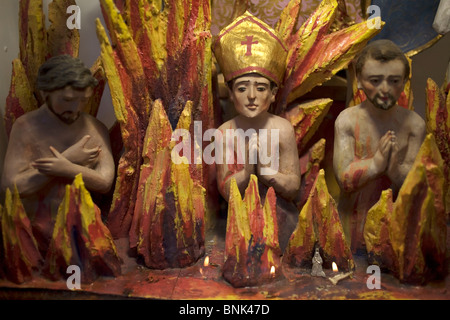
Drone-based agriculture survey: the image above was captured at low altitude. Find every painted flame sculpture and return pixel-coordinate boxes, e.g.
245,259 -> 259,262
0,187 -> 42,284
223,175 -> 281,287
43,174 -> 122,283
129,100 -> 206,269
285,170 -> 354,271
362,78 -> 448,284
96,0 -> 213,242
425,78 -> 450,218
364,134 -> 447,284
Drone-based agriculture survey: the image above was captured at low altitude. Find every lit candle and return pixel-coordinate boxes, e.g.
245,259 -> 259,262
270,266 -> 276,278
332,262 -> 339,273
199,256 -> 210,279
328,262 -> 353,285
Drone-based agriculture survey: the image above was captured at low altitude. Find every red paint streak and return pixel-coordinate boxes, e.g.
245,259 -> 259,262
354,122 -> 363,158
397,91 -> 409,109
365,135 -> 373,158
342,166 -> 366,193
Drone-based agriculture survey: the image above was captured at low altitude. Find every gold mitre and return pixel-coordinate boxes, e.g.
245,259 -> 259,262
213,11 -> 288,86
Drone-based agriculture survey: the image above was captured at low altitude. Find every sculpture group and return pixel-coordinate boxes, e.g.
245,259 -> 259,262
0,0 -> 447,289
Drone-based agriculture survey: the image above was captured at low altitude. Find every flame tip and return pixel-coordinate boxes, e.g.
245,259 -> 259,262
270,265 -> 276,275
332,262 -> 338,272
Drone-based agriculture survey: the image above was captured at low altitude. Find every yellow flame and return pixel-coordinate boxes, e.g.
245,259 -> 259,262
203,256 -> 209,267
270,265 -> 275,276
332,262 -> 338,272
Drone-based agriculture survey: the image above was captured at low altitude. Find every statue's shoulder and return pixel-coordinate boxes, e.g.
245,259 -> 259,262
335,105 -> 359,130
81,112 -> 109,132
341,104 -> 360,116
399,107 -> 426,134
7,109 -> 47,145
271,113 -> 292,126
10,108 -> 43,130
269,114 -> 295,134
217,118 -> 237,132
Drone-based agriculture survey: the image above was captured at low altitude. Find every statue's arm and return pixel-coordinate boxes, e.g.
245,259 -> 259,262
215,125 -> 254,201
257,124 -> 300,200
217,163 -> 254,201
333,113 -> 391,193
387,115 -> 426,189
61,135 -> 101,168
70,121 -> 115,193
32,120 -> 115,194
1,120 -> 52,197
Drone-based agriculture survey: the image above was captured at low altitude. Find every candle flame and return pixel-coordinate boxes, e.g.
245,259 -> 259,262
332,262 -> 338,272
270,266 -> 275,276
203,256 -> 209,267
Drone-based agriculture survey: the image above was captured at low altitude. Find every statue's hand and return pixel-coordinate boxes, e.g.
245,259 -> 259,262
242,132 -> 258,176
63,135 -> 101,168
248,132 -> 259,163
372,131 -> 394,174
387,134 -> 400,179
256,132 -> 279,182
32,146 -> 76,177
256,158 -> 279,193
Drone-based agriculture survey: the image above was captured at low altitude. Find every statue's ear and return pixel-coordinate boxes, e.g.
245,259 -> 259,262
271,86 -> 278,96
270,86 -> 278,103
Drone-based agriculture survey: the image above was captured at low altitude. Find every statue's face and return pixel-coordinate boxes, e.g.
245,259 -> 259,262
229,74 -> 276,119
44,86 -> 92,124
358,58 -> 406,111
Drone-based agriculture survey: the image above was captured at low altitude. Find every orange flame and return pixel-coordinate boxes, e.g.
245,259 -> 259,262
203,256 -> 209,267
332,262 -> 338,273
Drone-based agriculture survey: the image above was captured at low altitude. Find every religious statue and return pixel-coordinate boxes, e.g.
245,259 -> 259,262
213,12 -> 301,251
333,40 -> 427,253
311,246 -> 326,278
1,55 -> 115,253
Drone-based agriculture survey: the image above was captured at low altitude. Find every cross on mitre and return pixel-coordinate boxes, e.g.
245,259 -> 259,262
241,35 -> 258,56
